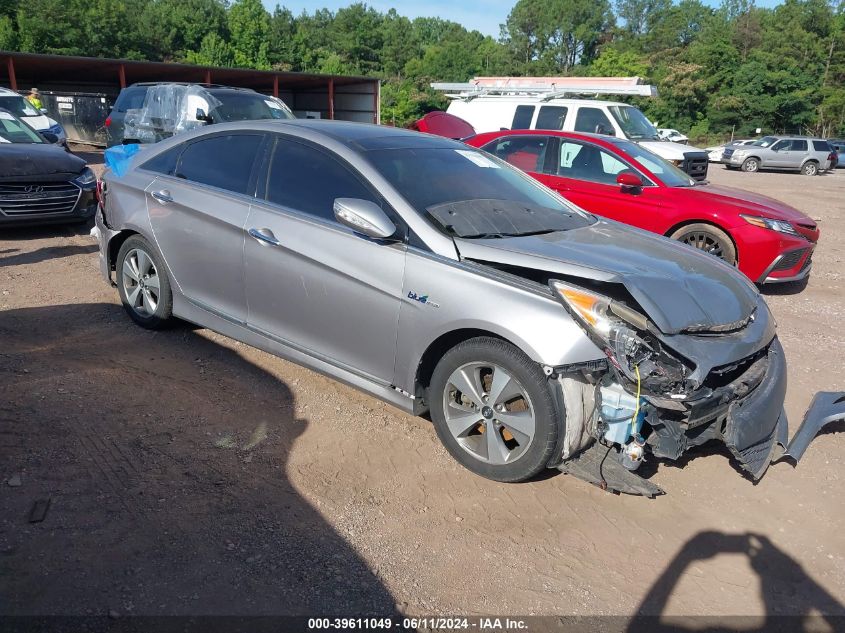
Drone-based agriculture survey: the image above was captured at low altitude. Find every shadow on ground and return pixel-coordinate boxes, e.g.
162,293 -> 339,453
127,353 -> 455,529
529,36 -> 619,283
0,303 -> 398,616
627,531 -> 844,632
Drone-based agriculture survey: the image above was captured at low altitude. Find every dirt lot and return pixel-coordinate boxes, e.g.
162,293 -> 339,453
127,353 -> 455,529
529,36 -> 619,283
1,150 -> 844,624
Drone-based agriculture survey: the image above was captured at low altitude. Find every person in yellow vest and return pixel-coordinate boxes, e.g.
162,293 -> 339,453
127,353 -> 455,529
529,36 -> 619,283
26,88 -> 42,110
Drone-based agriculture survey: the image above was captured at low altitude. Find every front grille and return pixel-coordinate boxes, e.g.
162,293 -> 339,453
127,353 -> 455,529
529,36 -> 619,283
723,148 -> 735,158
0,182 -> 81,217
682,152 -> 709,180
773,248 -> 808,271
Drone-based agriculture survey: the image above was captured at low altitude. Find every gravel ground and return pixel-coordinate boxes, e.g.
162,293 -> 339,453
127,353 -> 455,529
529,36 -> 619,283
1,149 -> 843,623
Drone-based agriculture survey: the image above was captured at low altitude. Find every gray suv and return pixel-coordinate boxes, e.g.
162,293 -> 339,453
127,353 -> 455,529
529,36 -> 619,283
723,135 -> 834,175
94,120 -> 843,496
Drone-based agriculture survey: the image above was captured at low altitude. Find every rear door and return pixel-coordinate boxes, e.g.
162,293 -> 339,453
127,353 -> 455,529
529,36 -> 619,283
783,139 -> 808,169
243,134 -> 405,383
145,132 -> 266,323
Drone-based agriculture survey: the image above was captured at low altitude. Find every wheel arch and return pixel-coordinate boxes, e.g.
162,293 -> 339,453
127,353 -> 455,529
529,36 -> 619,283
107,229 -> 141,272
415,328 -> 521,398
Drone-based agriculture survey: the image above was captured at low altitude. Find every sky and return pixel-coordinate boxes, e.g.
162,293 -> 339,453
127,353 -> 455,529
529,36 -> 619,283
264,0 -> 786,38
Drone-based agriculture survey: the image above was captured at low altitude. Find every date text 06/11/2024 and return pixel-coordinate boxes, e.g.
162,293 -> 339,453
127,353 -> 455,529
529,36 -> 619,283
307,617 -> 529,630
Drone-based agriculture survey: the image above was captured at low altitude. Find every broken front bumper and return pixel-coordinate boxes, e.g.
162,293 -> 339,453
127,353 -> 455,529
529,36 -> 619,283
559,338 -> 845,495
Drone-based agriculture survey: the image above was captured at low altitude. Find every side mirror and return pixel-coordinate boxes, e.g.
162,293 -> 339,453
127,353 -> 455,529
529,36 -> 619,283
195,108 -> 211,123
617,172 -> 643,191
41,132 -> 59,144
334,198 -> 397,240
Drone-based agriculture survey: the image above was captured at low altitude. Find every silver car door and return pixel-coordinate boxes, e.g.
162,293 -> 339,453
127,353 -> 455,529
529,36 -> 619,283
146,132 -> 265,322
244,135 -> 405,383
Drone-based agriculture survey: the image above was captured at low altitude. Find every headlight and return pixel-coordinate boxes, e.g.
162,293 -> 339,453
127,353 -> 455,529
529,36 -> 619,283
550,281 -> 653,381
740,214 -> 799,236
733,150 -> 747,158
75,167 -> 96,186
47,123 -> 66,139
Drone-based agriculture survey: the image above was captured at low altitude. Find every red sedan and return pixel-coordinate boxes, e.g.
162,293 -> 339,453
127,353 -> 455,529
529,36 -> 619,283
464,130 -> 819,284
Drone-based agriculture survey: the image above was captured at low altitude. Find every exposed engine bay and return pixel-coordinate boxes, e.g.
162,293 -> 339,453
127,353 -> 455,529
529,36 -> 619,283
459,250 -> 845,497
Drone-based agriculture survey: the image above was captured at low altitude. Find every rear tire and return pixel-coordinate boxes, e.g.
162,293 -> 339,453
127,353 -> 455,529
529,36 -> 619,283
670,223 -> 737,266
429,337 -> 561,483
741,157 -> 760,173
801,161 -> 819,176
116,235 -> 173,329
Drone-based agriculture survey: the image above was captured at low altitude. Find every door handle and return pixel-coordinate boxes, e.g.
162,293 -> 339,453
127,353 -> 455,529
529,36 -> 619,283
248,227 -> 282,247
151,189 -> 173,204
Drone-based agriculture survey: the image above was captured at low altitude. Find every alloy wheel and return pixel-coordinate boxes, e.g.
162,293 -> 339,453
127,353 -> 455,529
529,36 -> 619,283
679,231 -> 726,259
122,248 -> 160,316
442,362 -> 536,465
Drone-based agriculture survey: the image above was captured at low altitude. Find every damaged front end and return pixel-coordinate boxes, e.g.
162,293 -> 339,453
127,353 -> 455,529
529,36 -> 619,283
547,280 -> 845,497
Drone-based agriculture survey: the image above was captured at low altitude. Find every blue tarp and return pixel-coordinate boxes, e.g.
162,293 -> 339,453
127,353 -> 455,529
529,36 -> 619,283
104,144 -> 141,178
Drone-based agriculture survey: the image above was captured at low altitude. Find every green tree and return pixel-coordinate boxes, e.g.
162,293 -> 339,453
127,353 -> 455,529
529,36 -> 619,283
227,0 -> 271,69
185,31 -> 234,67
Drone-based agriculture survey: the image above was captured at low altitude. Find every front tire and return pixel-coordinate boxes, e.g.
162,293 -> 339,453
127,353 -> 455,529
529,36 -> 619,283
670,223 -> 737,265
801,161 -> 819,176
741,157 -> 759,172
429,337 -> 561,482
116,235 -> 173,329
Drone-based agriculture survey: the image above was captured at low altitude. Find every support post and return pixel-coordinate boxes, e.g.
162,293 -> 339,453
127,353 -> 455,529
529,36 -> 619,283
273,75 -> 279,98
205,70 -> 211,85
328,78 -> 334,120
6,57 -> 17,91
118,64 -> 126,89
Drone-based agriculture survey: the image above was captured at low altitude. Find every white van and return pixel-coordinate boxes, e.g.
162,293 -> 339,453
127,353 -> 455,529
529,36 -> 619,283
446,96 -> 709,180
0,87 -> 66,144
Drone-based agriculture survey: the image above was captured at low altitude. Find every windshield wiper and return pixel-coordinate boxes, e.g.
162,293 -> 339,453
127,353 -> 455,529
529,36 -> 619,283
461,229 -> 560,239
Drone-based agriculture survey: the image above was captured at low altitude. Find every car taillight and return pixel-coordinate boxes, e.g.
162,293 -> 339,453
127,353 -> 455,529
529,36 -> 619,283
105,116 -> 111,127
829,152 -> 836,161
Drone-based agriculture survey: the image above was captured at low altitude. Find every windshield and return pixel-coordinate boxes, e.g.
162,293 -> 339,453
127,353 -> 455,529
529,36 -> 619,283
209,92 -> 294,122
608,105 -> 659,140
0,95 -> 41,118
366,147 -> 592,238
611,139 -> 695,187
752,136 -> 777,147
0,111 -> 45,144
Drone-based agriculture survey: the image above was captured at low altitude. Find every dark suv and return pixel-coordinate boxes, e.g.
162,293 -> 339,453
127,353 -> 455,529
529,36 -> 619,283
104,83 -> 294,146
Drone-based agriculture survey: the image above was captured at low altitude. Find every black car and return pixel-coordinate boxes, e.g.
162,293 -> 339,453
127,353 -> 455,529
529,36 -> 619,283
0,109 -> 96,226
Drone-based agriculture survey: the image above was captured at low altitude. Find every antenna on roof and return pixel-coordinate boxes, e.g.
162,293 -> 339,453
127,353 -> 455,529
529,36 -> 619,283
430,77 -> 658,100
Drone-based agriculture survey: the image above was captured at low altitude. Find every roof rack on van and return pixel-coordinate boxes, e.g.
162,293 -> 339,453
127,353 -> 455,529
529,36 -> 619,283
431,77 -> 658,101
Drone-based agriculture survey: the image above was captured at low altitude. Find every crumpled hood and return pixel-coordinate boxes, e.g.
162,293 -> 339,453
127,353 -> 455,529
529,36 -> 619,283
685,184 -> 814,224
0,144 -> 85,181
455,219 -> 760,335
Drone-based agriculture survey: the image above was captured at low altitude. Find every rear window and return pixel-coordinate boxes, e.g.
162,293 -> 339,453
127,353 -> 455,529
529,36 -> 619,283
114,87 -> 149,112
812,140 -> 832,152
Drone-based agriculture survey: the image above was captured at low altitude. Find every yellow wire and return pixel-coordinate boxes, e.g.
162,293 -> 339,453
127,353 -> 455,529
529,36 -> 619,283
631,364 -> 641,438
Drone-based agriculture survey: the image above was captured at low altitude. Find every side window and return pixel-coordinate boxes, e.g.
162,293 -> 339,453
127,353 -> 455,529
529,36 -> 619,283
511,105 -> 535,130
265,137 -> 377,222
771,140 -> 789,152
574,107 -> 615,136
559,141 -> 633,185
175,134 -> 263,195
790,139 -> 807,152
812,140 -> 831,152
482,136 -> 549,173
535,106 -> 567,130
140,145 -> 182,176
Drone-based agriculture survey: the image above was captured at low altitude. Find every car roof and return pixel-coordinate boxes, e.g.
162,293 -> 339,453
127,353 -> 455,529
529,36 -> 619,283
126,82 -> 257,93
158,119 -> 464,152
0,87 -> 23,97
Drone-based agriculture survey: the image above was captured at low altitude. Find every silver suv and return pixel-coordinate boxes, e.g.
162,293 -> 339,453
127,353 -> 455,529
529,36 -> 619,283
94,120 -> 843,495
723,135 -> 834,175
